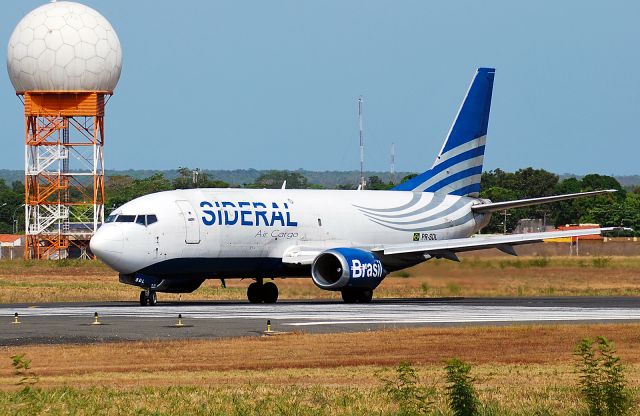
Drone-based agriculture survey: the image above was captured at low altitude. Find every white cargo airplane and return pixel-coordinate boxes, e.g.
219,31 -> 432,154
90,68 -> 617,306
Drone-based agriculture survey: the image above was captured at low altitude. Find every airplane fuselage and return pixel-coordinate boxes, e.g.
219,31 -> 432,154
91,188 -> 490,282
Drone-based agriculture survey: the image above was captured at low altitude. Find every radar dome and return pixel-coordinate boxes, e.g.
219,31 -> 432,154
7,1 -> 122,93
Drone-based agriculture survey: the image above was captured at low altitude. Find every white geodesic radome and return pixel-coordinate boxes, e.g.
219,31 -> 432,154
7,1 -> 122,92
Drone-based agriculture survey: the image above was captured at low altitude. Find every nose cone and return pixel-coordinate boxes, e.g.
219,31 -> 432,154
90,226 -> 124,271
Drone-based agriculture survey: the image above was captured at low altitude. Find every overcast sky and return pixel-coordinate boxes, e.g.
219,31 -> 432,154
2,1 -> 639,175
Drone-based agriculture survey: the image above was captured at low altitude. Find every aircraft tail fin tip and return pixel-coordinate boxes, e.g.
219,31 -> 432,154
393,68 -> 495,197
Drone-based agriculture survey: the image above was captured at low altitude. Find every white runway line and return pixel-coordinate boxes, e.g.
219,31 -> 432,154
1,303 -> 640,326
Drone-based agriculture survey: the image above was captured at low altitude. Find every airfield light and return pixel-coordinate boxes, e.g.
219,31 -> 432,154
7,1 -> 122,259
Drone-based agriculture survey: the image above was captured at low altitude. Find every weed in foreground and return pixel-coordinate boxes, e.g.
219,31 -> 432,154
445,358 -> 480,416
574,336 -> 631,416
378,361 -> 433,415
10,354 -> 38,387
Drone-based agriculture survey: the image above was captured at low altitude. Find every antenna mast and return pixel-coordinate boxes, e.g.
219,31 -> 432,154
390,142 -> 396,184
358,96 -> 365,189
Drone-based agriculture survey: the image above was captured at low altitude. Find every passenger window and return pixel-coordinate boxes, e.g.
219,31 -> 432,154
146,215 -> 158,225
106,215 -> 118,223
115,215 -> 136,223
135,215 -> 146,225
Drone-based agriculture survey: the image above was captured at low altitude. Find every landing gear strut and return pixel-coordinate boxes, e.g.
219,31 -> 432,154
341,288 -> 373,303
139,289 -> 157,306
247,279 -> 279,304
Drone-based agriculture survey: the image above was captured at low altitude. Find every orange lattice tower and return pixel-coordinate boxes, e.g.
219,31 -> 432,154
7,2 -> 122,259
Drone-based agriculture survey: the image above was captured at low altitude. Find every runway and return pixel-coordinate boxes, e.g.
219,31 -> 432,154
2,297 -> 640,346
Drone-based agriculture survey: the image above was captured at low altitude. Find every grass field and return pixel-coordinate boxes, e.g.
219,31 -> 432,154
1,255 -> 640,304
2,324 -> 640,414
2,257 -> 640,414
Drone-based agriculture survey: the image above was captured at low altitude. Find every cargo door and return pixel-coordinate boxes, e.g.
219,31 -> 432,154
175,200 -> 200,244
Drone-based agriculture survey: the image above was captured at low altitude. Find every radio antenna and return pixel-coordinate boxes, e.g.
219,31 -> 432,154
358,96 -> 365,189
390,142 -> 396,184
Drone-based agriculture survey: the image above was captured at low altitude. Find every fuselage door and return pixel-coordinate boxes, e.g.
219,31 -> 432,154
175,200 -> 201,244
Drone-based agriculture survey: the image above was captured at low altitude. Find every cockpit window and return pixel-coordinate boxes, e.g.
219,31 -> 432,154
115,215 -> 136,223
147,215 -> 158,225
105,214 -> 118,223
135,215 -> 146,225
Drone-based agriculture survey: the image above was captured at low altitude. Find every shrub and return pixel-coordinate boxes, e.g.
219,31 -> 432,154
379,361 -> 433,415
445,358 -> 480,416
574,336 -> 631,416
528,257 -> 550,268
10,354 -> 38,386
447,283 -> 461,295
592,257 -> 612,268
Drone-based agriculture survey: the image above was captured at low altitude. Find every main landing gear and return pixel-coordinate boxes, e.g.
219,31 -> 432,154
140,289 -> 157,306
247,278 -> 279,304
341,288 -> 373,303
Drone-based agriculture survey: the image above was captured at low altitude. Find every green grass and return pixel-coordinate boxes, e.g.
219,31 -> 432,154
1,385 -> 638,416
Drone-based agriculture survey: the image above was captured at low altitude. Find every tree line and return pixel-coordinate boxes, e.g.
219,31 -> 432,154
0,166 -> 638,235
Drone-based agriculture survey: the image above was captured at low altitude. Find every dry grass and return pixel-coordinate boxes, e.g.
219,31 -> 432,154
2,323 -> 640,389
2,324 -> 640,414
2,256 -> 640,303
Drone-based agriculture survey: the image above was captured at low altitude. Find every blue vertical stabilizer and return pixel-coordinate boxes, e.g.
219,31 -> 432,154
393,68 -> 495,197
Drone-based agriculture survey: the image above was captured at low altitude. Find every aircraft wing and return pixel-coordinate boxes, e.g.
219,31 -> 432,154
471,190 -> 616,213
378,227 -> 620,257
282,227 -> 626,265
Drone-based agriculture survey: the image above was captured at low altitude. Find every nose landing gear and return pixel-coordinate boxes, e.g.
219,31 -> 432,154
247,279 -> 279,303
139,289 -> 157,306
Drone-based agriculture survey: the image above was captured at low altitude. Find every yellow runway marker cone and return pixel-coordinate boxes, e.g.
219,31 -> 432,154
12,313 -> 20,325
175,314 -> 185,327
92,312 -> 102,325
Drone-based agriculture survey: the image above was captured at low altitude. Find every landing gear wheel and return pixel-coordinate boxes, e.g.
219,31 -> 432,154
262,282 -> 279,303
148,291 -> 157,306
139,290 -> 158,306
357,289 -> 373,303
341,290 -> 357,303
341,289 -> 373,303
247,282 -> 263,303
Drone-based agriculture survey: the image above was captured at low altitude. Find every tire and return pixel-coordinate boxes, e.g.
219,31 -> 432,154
357,289 -> 373,303
262,282 -> 279,303
342,289 -> 373,303
139,290 -> 148,306
148,291 -> 157,306
247,282 -> 263,303
341,290 -> 357,303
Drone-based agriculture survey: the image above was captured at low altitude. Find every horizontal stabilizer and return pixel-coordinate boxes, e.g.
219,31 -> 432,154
471,190 -> 617,213
380,227 -> 622,256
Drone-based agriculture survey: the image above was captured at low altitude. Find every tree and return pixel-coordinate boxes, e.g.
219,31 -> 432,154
0,179 -> 24,234
173,167 -> 229,189
249,170 -> 309,189
367,175 -> 394,190
106,173 -> 172,210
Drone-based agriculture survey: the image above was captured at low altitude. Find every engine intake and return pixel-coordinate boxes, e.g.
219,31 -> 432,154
311,248 -> 387,291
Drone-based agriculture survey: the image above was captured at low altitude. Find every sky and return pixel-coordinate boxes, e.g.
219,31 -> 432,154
1,1 -> 639,175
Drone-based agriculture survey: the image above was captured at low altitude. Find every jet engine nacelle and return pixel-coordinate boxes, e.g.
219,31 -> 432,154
311,248 -> 387,291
